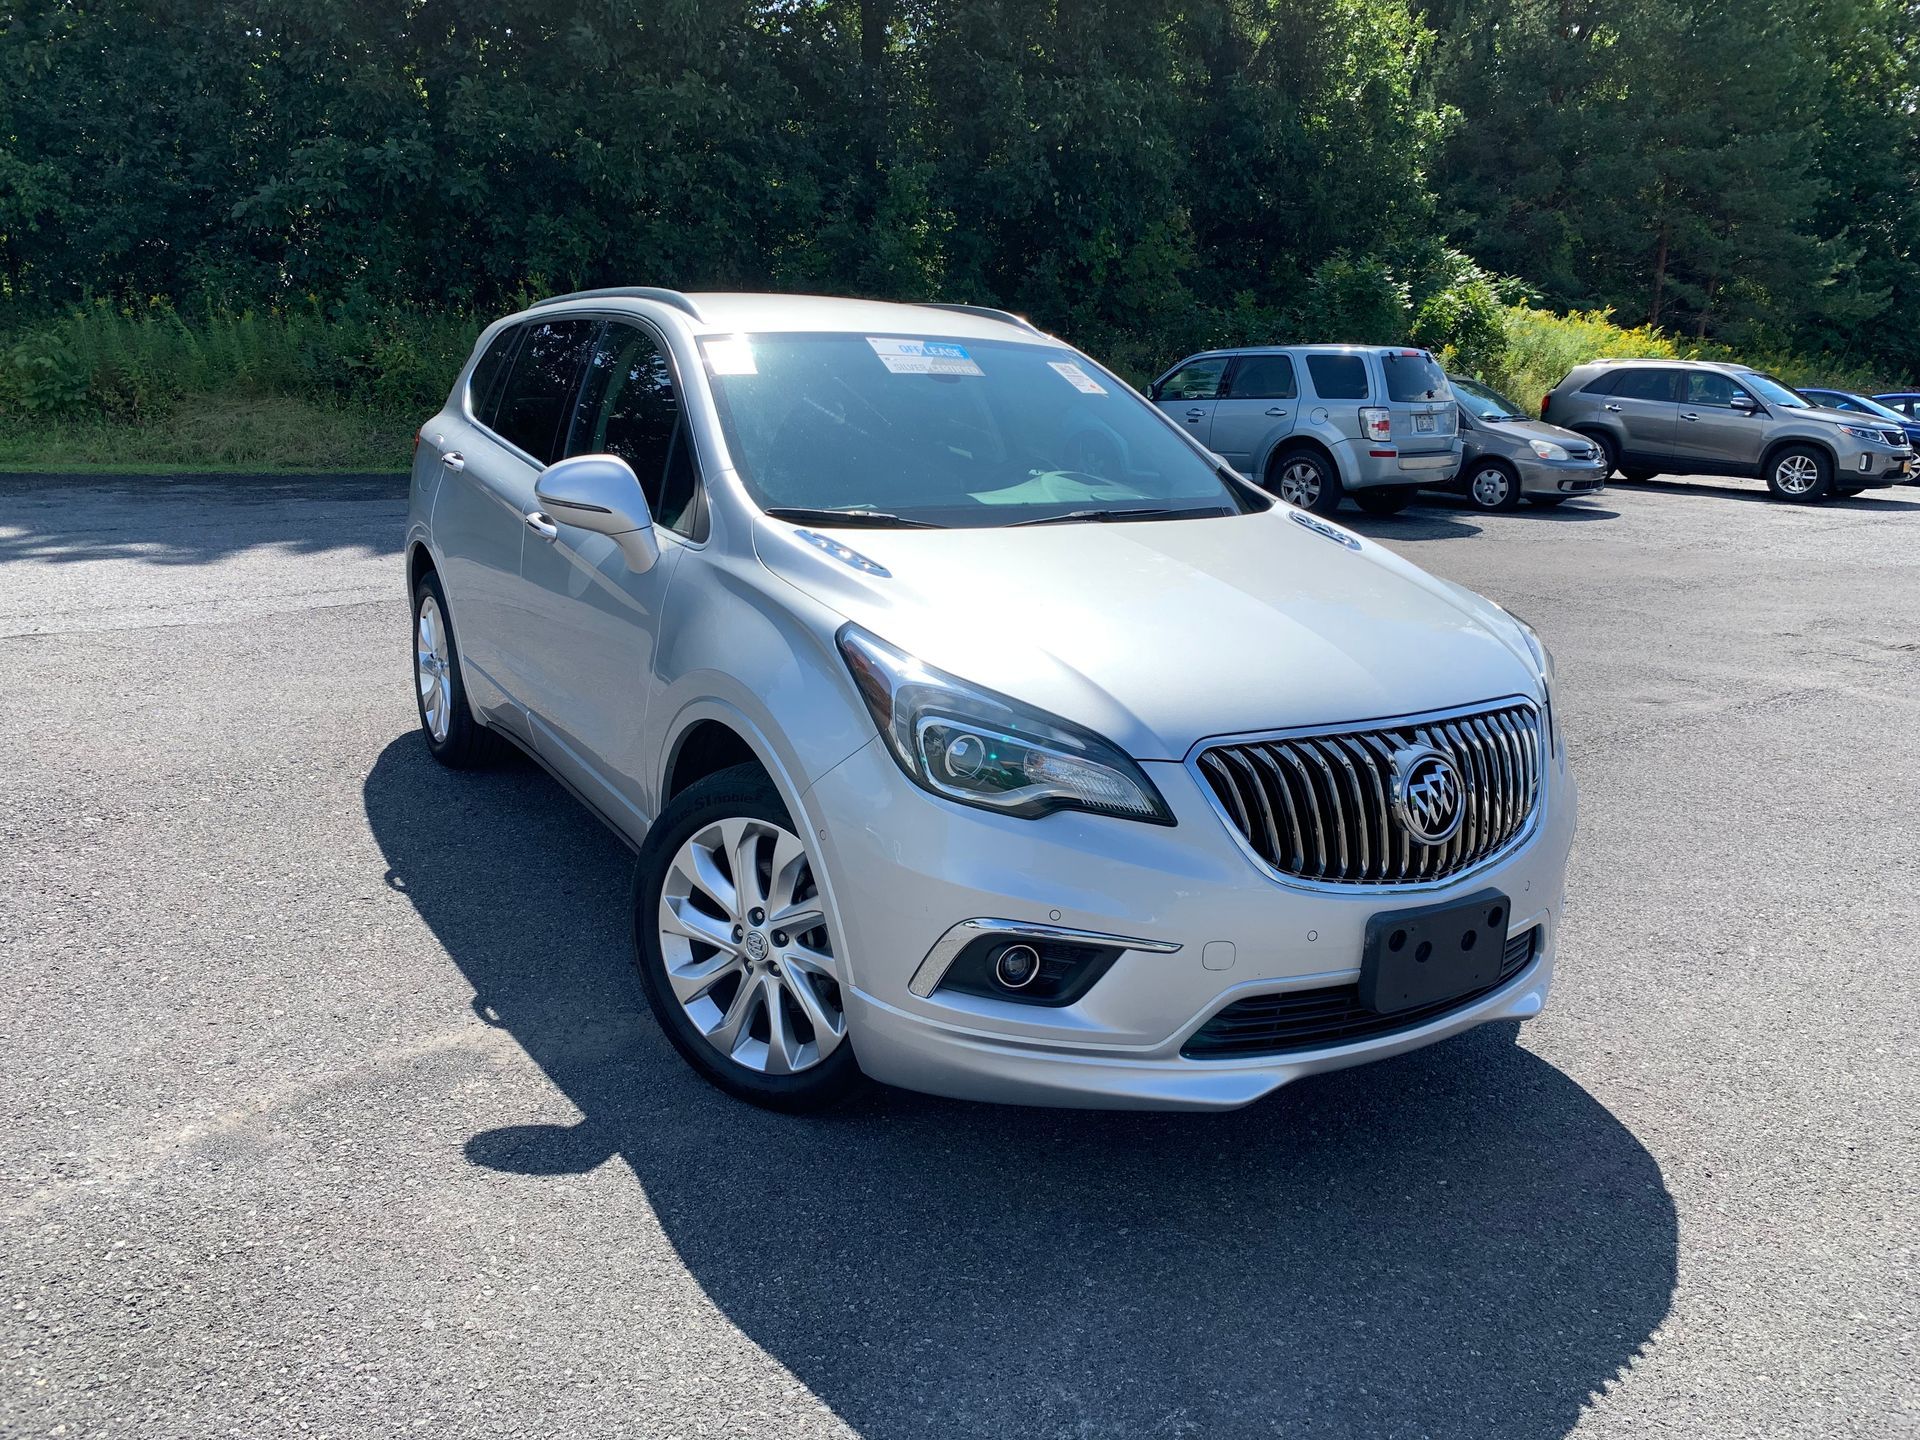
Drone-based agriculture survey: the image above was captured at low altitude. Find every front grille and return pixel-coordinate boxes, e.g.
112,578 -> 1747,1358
1564,440 -> 1597,460
1197,700 -> 1541,886
1182,927 -> 1538,1059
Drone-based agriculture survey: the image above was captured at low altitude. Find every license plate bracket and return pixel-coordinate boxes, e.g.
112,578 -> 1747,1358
1358,889 -> 1511,1014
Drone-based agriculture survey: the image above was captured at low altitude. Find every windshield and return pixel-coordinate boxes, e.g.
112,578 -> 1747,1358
1820,390 -> 1907,423
1450,375 -> 1526,421
1743,372 -> 1811,408
1381,351 -> 1449,402
700,333 -> 1254,527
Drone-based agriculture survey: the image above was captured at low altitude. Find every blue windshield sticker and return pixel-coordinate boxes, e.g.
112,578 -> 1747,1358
866,337 -> 984,377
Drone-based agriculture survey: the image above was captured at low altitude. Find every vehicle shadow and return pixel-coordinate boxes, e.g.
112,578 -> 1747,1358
364,735 -> 1678,1440
1609,476 -> 1920,510
0,472 -> 406,567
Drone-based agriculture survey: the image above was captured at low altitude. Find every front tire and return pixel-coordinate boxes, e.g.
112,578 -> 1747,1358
1463,460 -> 1523,512
1766,446 -> 1832,502
1268,447 -> 1345,515
632,764 -> 862,1112
412,570 -> 504,769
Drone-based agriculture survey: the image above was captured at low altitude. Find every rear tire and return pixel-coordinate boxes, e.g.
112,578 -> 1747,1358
632,764 -> 863,1112
1765,446 -> 1832,502
1462,460 -> 1523,512
1268,447 -> 1345,516
1353,487 -> 1414,516
412,570 -> 506,769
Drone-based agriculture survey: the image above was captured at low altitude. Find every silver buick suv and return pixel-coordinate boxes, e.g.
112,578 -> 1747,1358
408,289 -> 1575,1112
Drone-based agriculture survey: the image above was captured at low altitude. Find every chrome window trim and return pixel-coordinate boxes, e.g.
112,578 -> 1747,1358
908,918 -> 1182,1000
1185,695 -> 1546,896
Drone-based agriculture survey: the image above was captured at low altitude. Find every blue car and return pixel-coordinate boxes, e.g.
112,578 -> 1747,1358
1803,388 -> 1920,455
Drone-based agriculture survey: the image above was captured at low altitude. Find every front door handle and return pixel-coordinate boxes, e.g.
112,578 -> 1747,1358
441,451 -> 465,472
1680,411 -> 1700,421
1185,408 -> 1206,422
1265,407 -> 1290,418
525,510 -> 559,541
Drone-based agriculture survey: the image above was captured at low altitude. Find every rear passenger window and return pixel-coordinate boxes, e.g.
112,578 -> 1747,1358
1226,355 -> 1297,399
1612,369 -> 1681,402
467,326 -> 522,427
492,319 -> 596,464
568,322 -> 704,536
1158,359 -> 1227,400
1304,354 -> 1370,401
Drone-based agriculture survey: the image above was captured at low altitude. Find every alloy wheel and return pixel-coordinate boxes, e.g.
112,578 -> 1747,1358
1775,454 -> 1820,495
415,593 -> 453,743
657,816 -> 846,1075
1277,460 -> 1323,507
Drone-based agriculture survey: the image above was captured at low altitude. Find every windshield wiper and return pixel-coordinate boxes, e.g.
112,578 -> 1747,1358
762,506 -> 943,529
1009,506 -> 1221,527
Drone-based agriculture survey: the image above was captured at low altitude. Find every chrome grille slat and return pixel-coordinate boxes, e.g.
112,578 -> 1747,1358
1196,701 -> 1543,887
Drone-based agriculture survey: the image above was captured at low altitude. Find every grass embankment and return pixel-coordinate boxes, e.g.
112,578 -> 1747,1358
0,302 -> 478,473
0,299 -> 1902,472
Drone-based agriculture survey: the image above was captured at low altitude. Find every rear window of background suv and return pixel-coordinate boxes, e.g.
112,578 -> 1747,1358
1382,352 -> 1448,402
1304,354 -> 1370,400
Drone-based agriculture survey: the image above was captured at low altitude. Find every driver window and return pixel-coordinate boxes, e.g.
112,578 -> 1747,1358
1159,358 -> 1228,400
567,322 -> 704,536
1686,371 -> 1747,408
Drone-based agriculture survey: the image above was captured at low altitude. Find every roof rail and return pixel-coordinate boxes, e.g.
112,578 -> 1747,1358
529,287 -> 705,321
916,301 -> 1044,336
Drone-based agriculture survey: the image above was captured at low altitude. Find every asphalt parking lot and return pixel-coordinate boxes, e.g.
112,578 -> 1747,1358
2,470 -> 1914,1439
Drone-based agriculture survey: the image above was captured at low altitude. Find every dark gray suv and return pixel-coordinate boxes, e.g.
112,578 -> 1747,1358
1542,359 -> 1913,502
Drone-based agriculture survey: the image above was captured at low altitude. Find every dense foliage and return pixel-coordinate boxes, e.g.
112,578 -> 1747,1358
2,0 -> 1916,432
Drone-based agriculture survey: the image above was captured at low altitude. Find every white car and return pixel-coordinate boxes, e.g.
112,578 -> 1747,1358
407,289 -> 1576,1111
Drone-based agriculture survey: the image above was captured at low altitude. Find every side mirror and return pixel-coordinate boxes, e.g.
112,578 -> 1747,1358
1730,394 -> 1758,412
535,454 -> 661,573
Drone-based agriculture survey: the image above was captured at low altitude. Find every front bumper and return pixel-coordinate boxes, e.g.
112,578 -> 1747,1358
803,727 -> 1577,1110
1513,454 -> 1610,497
1833,437 -> 1913,486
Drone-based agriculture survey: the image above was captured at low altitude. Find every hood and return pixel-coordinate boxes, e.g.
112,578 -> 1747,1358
1798,403 -> 1903,433
1483,417 -> 1594,449
754,507 -> 1543,760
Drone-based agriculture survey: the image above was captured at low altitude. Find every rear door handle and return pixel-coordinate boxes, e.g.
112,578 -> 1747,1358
1602,404 -> 1622,412
1680,411 -> 1700,421
441,450 -> 465,471
525,510 -> 558,540
1185,408 -> 1206,422
1265,407 -> 1290,418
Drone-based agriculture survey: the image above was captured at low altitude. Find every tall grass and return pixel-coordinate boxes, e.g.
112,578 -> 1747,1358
1486,307 -> 1895,415
0,300 -> 483,469
0,296 -> 1905,470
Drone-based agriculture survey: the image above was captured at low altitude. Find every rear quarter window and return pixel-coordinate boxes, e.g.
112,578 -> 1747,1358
467,326 -> 522,426
1577,370 -> 1623,395
1304,354 -> 1370,401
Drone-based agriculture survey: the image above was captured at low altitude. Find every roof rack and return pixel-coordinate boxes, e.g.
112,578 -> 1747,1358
916,301 -> 1044,336
529,287 -> 704,321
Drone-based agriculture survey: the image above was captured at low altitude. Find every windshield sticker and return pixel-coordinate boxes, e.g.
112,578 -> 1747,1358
866,337 -> 984,377
1048,361 -> 1108,395
703,337 -> 757,376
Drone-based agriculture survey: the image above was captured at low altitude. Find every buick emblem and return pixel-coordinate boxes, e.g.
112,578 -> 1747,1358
1390,744 -> 1465,845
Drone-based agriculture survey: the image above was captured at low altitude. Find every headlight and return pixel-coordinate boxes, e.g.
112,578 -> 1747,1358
837,624 -> 1174,824
1501,609 -> 1559,757
1838,424 -> 1886,442
1528,439 -> 1571,461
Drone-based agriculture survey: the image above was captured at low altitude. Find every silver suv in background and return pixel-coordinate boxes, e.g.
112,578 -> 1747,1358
1542,359 -> 1914,502
1151,346 -> 1462,516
